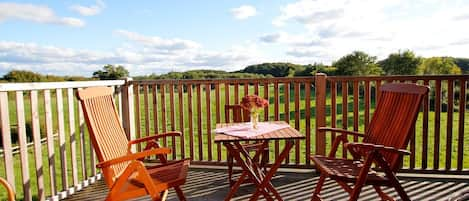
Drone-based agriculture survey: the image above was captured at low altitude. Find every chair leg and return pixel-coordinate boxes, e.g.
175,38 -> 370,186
311,173 -> 327,201
373,186 -> 394,201
261,149 -> 269,172
227,153 -> 234,186
174,186 -> 186,201
391,180 -> 410,201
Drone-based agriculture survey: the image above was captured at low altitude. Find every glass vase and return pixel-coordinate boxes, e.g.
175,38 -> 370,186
250,111 -> 259,129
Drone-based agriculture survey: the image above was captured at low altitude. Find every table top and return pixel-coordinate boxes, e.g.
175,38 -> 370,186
214,121 -> 305,142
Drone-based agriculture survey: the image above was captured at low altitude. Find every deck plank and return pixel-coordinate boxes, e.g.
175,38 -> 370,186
61,167 -> 469,201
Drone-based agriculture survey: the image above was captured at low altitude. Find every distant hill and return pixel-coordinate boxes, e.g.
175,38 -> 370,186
133,69 -> 269,80
236,62 -> 336,77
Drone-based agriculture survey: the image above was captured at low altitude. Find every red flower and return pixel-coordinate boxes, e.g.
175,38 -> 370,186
240,95 -> 268,111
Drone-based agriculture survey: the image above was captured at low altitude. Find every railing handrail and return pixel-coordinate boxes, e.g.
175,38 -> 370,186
131,76 -> 315,85
326,74 -> 469,81
0,80 -> 126,92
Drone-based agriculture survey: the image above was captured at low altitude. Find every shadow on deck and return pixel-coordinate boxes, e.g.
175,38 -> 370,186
62,166 -> 469,201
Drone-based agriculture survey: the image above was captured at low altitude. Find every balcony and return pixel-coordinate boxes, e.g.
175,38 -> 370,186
0,74 -> 468,200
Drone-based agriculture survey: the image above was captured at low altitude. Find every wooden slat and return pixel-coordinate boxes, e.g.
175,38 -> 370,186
353,81 -> 359,142
331,81 -> 337,145
30,90 -> 45,201
445,80 -> 454,170
244,83 -> 249,96
152,85 -> 159,134
410,80 -> 417,170
422,80 -> 429,169
284,82 -> 290,164
160,84 -> 167,146
78,96 -> 87,179
305,81 -> 311,165
196,84 -> 203,161
215,83 -> 221,161
56,89 -> 69,190
134,84 -> 141,151
224,83 -> 230,161
364,81 -> 370,133
234,84 -> 239,104
294,82 -> 300,164
178,84 -> 185,159
434,80 -> 441,169
457,79 -> 466,170
16,91 -> 32,201
143,84 -> 150,137
274,82 -> 280,159
341,81 -> 348,157
44,90 -> 56,195
205,84 -> 212,161
187,84 -> 194,160
263,82 -> 269,121
169,84 -> 176,160
254,82 -> 259,95
0,92 -> 15,191
67,88 -> 78,186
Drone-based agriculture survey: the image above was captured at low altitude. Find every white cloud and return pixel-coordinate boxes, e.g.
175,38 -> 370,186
0,31 -> 265,76
0,2 -> 85,27
231,5 -> 257,20
268,0 -> 469,63
70,0 -> 105,16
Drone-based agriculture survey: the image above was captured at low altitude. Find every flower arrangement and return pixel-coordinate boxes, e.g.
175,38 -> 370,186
240,95 -> 268,129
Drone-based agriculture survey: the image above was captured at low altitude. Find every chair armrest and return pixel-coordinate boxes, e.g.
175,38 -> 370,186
346,142 -> 410,155
96,148 -> 171,168
318,127 -> 365,138
128,131 -> 182,146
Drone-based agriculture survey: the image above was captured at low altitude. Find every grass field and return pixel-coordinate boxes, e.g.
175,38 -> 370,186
1,83 -> 468,200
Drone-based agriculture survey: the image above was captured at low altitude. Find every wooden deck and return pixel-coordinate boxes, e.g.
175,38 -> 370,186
62,166 -> 469,201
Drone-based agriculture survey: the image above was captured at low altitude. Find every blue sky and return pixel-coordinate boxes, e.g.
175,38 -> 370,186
1,0 -> 469,76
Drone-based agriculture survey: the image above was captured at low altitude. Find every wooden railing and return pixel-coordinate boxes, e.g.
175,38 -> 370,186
0,80 -> 128,201
0,74 -> 468,200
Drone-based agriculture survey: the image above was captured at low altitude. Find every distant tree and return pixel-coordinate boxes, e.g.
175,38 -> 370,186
379,50 -> 422,75
333,51 -> 382,76
417,57 -> 462,75
239,63 -> 303,77
453,57 -> 469,73
3,70 -> 45,82
92,64 -> 129,80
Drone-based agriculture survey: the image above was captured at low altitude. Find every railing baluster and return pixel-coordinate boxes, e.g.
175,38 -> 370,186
67,88 -> 78,187
422,80 -> 430,169
143,84 -> 150,137
331,81 -> 337,146
305,81 -> 311,165
215,83 -> 221,161
152,84 -> 159,134
187,84 -> 194,160
294,82 -> 300,164
341,81 -> 348,157
434,80 -> 441,169
445,79 -> 454,170
178,84 -> 185,159
160,84 -> 167,146
56,89 -> 68,191
457,79 -> 466,170
16,91 -> 32,201
30,90 -> 45,201
169,84 -> 176,160
196,84 -> 203,161
353,81 -> 359,142
45,90 -> 59,192
274,82 -> 280,159
134,84 -> 141,151
0,92 -> 15,192
78,95 -> 87,180
284,82 -> 290,164
364,81 -> 370,133
205,84 -> 212,161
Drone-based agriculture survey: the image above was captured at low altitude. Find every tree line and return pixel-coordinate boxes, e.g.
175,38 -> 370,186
1,50 -> 468,82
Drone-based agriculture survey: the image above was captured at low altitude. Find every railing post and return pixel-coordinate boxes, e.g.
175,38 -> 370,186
121,78 -> 136,146
315,73 -> 327,155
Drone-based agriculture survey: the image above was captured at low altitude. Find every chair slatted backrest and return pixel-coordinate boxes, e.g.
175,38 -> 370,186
363,83 -> 429,171
225,105 -> 249,123
77,87 -> 129,186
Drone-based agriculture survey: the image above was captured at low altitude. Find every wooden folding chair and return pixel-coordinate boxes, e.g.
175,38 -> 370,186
77,87 -> 190,201
310,83 -> 429,201
224,104 -> 269,186
0,177 -> 15,201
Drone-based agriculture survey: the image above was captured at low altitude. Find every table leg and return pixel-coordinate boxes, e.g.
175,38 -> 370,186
249,139 -> 295,201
